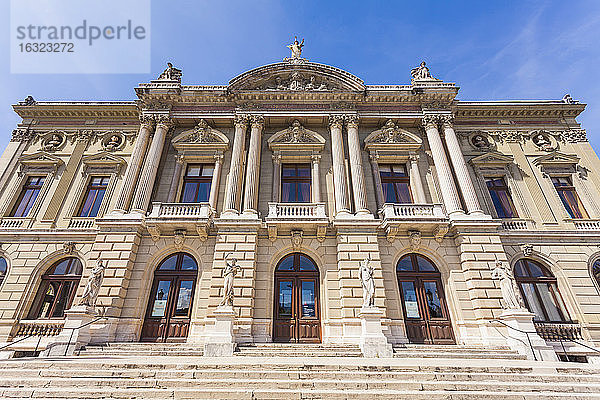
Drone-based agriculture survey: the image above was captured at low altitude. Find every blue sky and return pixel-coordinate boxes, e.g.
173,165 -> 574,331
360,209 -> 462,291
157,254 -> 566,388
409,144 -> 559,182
1,1 -> 600,151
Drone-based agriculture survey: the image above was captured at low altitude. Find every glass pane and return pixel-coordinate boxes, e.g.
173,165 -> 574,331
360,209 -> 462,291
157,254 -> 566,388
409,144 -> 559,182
392,165 -> 408,176
383,183 -> 396,203
536,283 -> 563,321
423,281 -> 443,318
298,255 -> 316,271
396,256 -> 414,272
197,182 -> 211,202
151,280 -> 171,317
181,255 -> 197,270
51,259 -> 70,275
298,183 -> 311,203
297,166 -> 311,177
282,182 -> 295,202
526,260 -> 545,278
187,166 -> 202,176
379,165 -> 392,177
282,166 -> 296,177
416,256 -> 436,272
201,165 -> 214,177
159,255 -> 178,270
0,257 -> 7,284
51,281 -> 73,318
278,281 -> 293,317
401,281 -> 420,318
89,188 -> 106,217
301,281 -> 316,317
38,282 -> 57,318
514,260 -> 527,277
79,189 -> 96,217
395,183 -> 412,203
181,183 -> 198,203
520,283 -> 545,321
67,259 -> 83,275
174,280 -> 194,317
277,255 -> 294,271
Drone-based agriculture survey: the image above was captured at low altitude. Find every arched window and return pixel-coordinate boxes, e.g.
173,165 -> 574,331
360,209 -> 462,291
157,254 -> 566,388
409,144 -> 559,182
0,257 -> 7,287
591,259 -> 600,291
29,257 -> 83,319
514,259 -> 570,323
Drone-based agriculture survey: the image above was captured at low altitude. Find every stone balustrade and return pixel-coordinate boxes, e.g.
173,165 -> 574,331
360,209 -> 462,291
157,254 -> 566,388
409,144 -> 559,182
267,202 -> 327,220
148,202 -> 213,220
0,218 -> 25,229
67,217 -> 95,230
15,320 -> 64,337
572,219 -> 600,231
379,203 -> 449,242
146,202 -> 213,241
501,219 -> 535,231
380,203 -> 445,220
534,321 -> 583,342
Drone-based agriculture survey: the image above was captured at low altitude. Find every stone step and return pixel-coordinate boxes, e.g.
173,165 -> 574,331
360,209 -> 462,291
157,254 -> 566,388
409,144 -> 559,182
393,350 -> 527,360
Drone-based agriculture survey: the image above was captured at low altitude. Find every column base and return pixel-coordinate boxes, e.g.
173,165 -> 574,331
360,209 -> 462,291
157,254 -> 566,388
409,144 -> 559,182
354,210 -> 374,219
335,210 -> 353,219
498,309 -> 558,361
358,307 -> 393,358
203,306 -> 237,357
239,209 -> 259,219
220,209 -> 240,218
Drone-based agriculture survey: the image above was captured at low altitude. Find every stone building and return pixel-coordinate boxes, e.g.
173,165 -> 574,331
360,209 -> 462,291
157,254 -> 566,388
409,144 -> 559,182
0,48 -> 599,361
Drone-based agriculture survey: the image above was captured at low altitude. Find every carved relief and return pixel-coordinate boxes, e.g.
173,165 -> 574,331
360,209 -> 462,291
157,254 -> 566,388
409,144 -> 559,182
469,132 -> 493,151
530,131 -> 556,152
42,132 -> 65,151
409,230 -> 422,251
173,230 -> 186,250
291,230 -> 303,249
102,132 -> 125,151
268,120 -> 325,152
259,72 -> 334,91
63,241 -> 76,255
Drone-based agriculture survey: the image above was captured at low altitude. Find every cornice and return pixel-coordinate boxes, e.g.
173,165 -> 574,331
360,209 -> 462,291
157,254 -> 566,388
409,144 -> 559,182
454,101 -> 586,119
13,101 -> 139,119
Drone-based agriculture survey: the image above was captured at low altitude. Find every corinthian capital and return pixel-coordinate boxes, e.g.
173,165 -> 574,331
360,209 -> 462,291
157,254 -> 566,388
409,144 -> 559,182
10,128 -> 33,142
439,114 -> 454,127
155,114 -> 174,130
234,114 -> 249,128
250,114 -> 265,128
328,115 -> 344,129
345,114 -> 359,129
139,114 -> 155,128
421,114 -> 440,130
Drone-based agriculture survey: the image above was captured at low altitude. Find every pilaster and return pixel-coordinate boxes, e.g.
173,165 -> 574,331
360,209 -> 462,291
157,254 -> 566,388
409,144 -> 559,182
408,154 -> 427,203
209,153 -> 224,210
167,154 -> 185,203
311,154 -> 321,203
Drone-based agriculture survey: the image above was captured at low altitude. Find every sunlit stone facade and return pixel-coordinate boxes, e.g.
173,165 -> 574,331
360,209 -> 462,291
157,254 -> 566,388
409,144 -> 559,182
0,55 -> 599,360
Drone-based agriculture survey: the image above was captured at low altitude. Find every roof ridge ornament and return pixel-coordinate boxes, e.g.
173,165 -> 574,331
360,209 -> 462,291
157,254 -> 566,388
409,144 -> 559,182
284,36 -> 308,64
410,61 -> 440,83
156,62 -> 182,83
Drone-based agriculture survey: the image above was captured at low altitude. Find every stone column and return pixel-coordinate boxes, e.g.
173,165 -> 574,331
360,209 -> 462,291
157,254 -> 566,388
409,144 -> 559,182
345,115 -> 370,216
223,115 -> 249,214
441,115 -> 483,215
408,154 -> 427,203
131,115 -> 172,214
329,115 -> 351,217
167,154 -> 185,203
422,115 -> 463,216
208,153 -> 223,210
311,154 -> 321,203
242,115 -> 265,216
369,153 -> 385,210
113,115 -> 154,213
271,153 -> 281,202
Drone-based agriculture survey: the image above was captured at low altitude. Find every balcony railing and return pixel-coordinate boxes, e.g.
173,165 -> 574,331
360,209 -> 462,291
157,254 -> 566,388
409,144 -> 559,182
534,321 -> 583,342
380,203 -> 446,220
501,219 -> 535,231
572,219 -> 600,231
67,217 -> 95,229
267,202 -> 327,220
148,202 -> 213,219
0,218 -> 24,229
15,320 -> 64,337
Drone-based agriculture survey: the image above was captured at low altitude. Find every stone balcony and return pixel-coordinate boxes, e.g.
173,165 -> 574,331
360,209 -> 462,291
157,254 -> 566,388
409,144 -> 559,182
534,321 -> 583,342
146,202 -> 213,241
571,219 -> 600,231
500,218 -> 536,231
0,218 -> 26,229
378,203 -> 449,242
265,202 -> 329,242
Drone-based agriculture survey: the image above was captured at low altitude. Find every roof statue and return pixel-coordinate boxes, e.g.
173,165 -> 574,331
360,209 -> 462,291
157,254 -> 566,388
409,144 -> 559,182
157,62 -> 182,83
287,36 -> 304,59
410,61 -> 439,83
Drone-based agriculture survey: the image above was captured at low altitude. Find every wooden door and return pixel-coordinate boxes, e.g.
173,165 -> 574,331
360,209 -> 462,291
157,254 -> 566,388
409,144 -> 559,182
141,253 -> 198,342
273,254 -> 321,343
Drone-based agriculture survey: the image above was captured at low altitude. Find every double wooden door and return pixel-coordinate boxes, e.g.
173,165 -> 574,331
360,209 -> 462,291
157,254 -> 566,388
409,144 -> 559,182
398,276 -> 454,344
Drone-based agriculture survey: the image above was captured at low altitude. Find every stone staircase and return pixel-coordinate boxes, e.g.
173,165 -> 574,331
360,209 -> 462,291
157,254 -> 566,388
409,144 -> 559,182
0,343 -> 599,399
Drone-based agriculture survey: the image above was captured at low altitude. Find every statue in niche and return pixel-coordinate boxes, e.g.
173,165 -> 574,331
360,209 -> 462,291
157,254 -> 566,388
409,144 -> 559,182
532,132 -> 553,151
44,134 -> 63,151
158,62 -> 182,82
491,261 -> 526,310
360,256 -> 375,308
287,36 -> 304,59
78,259 -> 105,308
219,258 -> 239,307
410,61 -> 435,81
104,134 -> 122,150
471,134 -> 490,149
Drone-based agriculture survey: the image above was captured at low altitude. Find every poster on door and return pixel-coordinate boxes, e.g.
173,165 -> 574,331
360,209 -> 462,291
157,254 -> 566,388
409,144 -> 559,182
405,301 -> 419,318
152,299 -> 167,317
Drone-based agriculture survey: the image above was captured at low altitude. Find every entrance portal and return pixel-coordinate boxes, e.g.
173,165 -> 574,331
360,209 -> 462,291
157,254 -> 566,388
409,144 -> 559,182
396,253 -> 455,344
141,253 -> 198,342
273,253 -> 321,343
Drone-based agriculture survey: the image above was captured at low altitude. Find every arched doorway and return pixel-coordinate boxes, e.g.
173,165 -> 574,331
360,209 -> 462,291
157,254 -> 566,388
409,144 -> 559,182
141,252 -> 198,342
396,253 -> 454,344
273,253 -> 321,343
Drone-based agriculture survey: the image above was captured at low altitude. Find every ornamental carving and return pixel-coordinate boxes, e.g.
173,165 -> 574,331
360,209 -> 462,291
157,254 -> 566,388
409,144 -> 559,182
157,62 -> 182,83
41,132 -> 66,151
328,115 -> 344,129
101,132 -> 125,151
291,230 -> 303,249
530,131 -> 556,152
258,71 -> 335,91
186,120 -> 221,144
10,128 -> 34,142
364,120 -> 422,153
268,120 -> 325,152
171,120 -> 229,152
469,132 -> 493,151
410,61 -> 440,83
560,129 -> 587,143
370,120 -> 412,144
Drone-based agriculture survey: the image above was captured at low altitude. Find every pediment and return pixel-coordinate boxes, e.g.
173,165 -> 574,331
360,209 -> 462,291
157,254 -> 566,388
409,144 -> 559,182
82,152 -> 126,173
364,120 -> 422,152
18,152 -> 64,172
268,120 -> 325,152
533,151 -> 580,167
172,120 -> 229,152
470,152 -> 514,167
228,61 -> 365,92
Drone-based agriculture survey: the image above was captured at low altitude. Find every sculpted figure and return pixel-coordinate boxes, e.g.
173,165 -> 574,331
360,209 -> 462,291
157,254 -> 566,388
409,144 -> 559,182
78,260 -> 105,308
219,258 -> 239,307
105,135 -> 122,150
472,134 -> 489,149
532,133 -> 552,151
287,36 -> 304,59
491,261 -> 526,310
360,256 -> 375,308
158,62 -> 182,82
44,134 -> 63,150
410,61 -> 434,81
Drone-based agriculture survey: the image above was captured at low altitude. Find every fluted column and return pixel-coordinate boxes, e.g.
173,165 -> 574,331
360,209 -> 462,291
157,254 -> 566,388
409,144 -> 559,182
441,115 -> 483,215
132,115 -> 172,213
311,154 -> 321,203
167,154 -> 185,203
369,153 -> 385,210
242,115 -> 265,215
408,154 -> 427,203
272,153 -> 281,202
113,115 -> 154,213
223,115 -> 248,214
422,115 -> 463,215
329,115 -> 351,217
345,115 -> 370,216
208,153 -> 223,210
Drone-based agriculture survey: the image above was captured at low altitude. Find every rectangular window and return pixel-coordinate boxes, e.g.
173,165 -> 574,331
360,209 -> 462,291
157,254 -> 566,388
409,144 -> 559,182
379,164 -> 412,204
10,176 -> 45,217
180,164 -> 213,203
552,176 -> 588,219
281,164 -> 311,202
78,176 -> 110,217
485,177 -> 518,218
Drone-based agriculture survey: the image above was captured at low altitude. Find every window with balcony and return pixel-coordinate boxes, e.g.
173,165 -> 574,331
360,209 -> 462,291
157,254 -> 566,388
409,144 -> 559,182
485,177 -> 518,218
29,257 -> 82,319
281,164 -> 311,203
0,257 -> 7,287
181,164 -> 213,203
77,176 -> 110,217
552,176 -> 588,219
514,259 -> 570,323
380,164 -> 412,204
10,176 -> 45,217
